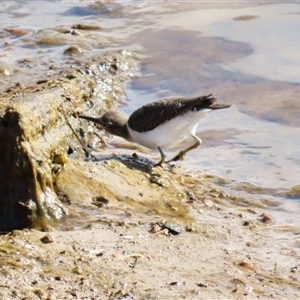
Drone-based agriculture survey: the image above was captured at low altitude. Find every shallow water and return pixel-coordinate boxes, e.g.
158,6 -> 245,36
123,2 -> 300,225
1,1 -> 299,224
121,2 -> 300,189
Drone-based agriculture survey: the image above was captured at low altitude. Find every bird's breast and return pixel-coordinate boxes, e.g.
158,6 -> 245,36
127,108 -> 211,149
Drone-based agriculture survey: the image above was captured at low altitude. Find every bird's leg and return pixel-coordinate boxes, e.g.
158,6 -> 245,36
167,135 -> 202,162
154,146 -> 166,167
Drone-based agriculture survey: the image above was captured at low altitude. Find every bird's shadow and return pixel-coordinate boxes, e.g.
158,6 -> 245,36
84,151 -> 167,175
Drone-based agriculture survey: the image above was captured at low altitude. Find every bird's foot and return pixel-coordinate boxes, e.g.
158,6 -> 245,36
154,159 -> 164,167
167,151 -> 186,163
83,147 -> 97,161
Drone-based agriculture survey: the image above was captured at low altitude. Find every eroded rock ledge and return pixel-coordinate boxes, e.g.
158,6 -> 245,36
0,50 -> 138,231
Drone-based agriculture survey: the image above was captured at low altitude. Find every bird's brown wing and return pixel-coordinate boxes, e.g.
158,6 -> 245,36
128,94 -> 218,133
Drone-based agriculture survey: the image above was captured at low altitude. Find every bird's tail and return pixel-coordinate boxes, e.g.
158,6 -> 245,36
209,104 -> 231,109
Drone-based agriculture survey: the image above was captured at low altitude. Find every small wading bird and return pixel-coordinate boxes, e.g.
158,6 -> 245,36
79,94 -> 231,166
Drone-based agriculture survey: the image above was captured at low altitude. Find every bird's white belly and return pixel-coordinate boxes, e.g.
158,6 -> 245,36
127,109 -> 211,149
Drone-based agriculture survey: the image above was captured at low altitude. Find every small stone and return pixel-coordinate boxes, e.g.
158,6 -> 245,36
203,198 -> 214,207
163,221 -> 183,235
53,153 -> 68,164
41,234 -> 55,244
187,191 -> 196,201
291,266 -> 299,273
150,223 -> 161,234
5,27 -> 29,36
72,24 -> 101,30
149,176 -> 164,187
197,282 -> 208,288
36,79 -> 48,84
247,208 -> 258,214
258,213 -> 274,224
63,46 -> 83,55
239,260 -> 259,272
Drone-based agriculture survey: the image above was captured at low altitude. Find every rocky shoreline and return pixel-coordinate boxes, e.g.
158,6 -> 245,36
0,50 -> 299,299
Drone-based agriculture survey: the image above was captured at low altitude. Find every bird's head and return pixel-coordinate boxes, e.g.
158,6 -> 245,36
79,111 -> 129,139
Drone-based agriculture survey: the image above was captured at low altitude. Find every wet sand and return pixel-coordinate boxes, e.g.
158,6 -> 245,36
1,157 -> 300,299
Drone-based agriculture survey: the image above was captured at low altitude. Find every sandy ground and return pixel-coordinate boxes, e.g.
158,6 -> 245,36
1,154 -> 299,300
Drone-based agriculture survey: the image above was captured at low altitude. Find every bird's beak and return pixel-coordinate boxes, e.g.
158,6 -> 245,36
79,115 -> 104,127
